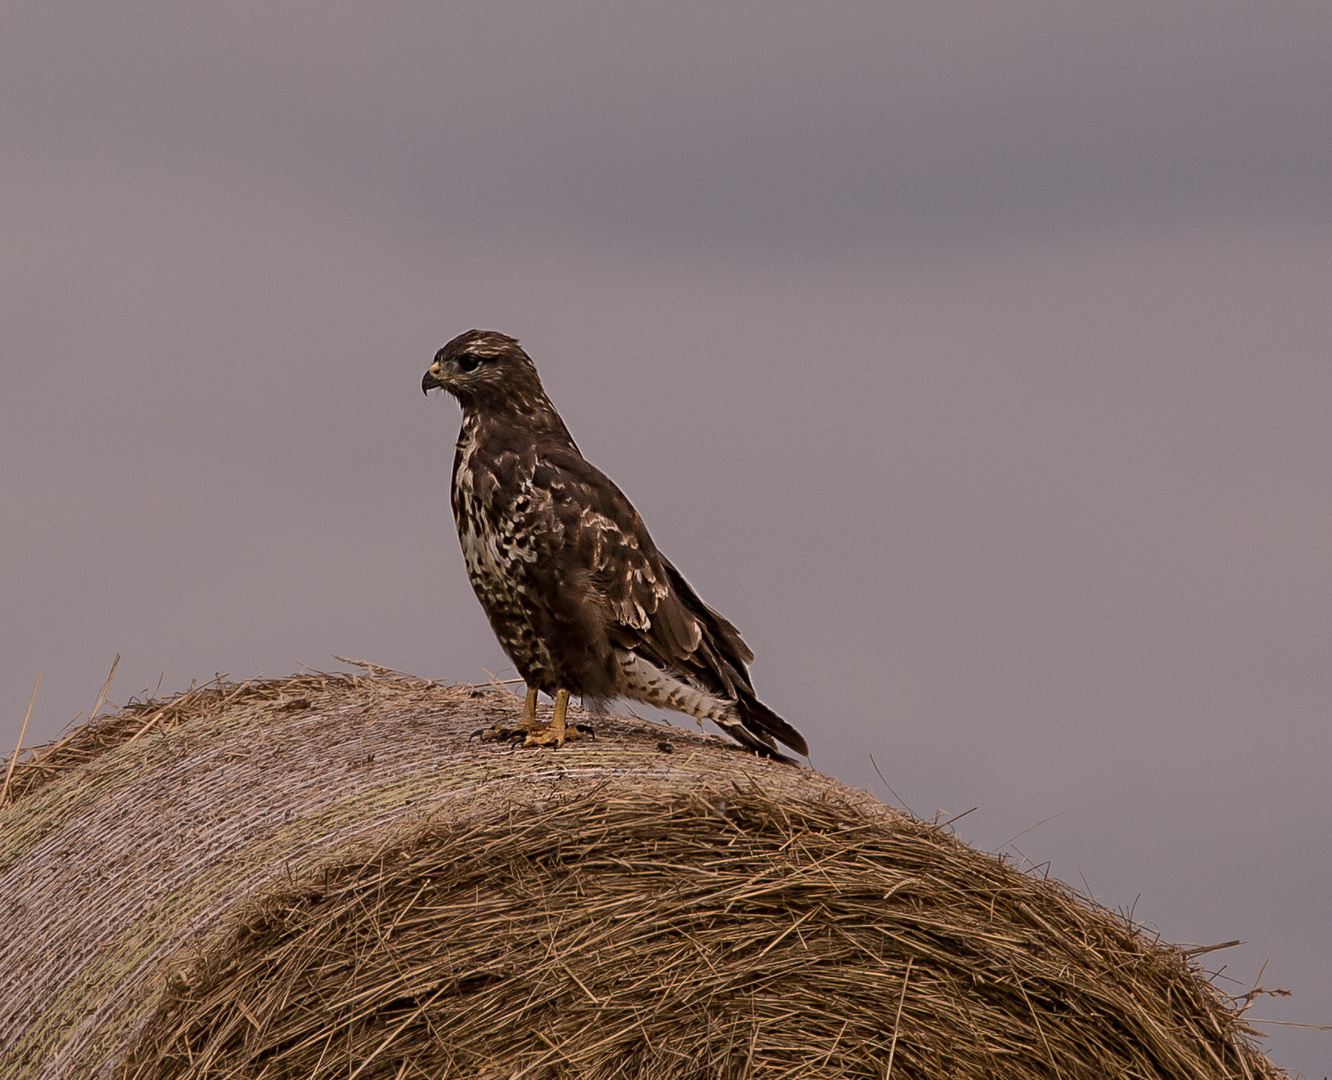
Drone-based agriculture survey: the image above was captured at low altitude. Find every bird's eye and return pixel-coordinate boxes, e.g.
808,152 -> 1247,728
457,354 -> 482,373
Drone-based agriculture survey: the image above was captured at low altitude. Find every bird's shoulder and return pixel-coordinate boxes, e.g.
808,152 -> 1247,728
529,445 -> 641,525
452,416 -> 563,525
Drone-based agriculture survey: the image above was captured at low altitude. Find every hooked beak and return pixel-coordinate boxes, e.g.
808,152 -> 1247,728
422,361 -> 448,395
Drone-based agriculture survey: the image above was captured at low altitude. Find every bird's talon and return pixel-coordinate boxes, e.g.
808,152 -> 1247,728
471,725 -> 524,744
521,725 -> 585,749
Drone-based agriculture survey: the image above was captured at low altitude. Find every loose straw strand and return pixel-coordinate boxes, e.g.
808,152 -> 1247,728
88,654 -> 121,727
3,671 -> 42,805
884,956 -> 913,1079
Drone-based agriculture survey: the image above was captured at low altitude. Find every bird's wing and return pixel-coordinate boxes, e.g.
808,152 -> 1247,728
530,448 -> 758,702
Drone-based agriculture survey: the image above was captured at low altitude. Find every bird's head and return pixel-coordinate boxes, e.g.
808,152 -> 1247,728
422,329 -> 547,411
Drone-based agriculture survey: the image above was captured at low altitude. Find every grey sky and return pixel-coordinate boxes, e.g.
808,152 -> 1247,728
3,4 -> 1330,1071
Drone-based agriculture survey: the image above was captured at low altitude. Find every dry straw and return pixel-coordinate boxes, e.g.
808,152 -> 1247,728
1,667 -> 1285,1079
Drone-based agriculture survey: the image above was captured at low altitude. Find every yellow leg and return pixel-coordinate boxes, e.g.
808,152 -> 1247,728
522,685 -> 538,728
520,687 -> 577,748
552,688 -> 569,748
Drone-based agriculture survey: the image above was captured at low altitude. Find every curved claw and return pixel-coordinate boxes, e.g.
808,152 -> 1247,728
470,725 -> 523,744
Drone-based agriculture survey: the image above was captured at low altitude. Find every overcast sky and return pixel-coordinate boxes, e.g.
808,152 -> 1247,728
3,3 -> 1330,1071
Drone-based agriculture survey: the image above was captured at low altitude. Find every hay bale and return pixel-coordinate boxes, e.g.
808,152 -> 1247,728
0,669 -> 1282,1079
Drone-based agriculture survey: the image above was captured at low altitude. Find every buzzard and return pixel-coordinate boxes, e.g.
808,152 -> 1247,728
422,330 -> 808,762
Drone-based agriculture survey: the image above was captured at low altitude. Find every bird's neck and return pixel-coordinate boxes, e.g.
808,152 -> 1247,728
460,396 -> 579,452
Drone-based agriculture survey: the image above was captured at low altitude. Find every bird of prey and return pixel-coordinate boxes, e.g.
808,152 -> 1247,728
422,329 -> 808,762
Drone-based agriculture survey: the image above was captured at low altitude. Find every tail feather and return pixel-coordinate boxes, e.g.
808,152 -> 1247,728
714,716 -> 793,764
736,695 -> 809,759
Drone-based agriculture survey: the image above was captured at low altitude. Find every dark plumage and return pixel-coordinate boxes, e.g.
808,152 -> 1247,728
422,329 -> 808,761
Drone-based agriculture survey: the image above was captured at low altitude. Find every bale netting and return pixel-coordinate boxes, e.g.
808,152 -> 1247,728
1,667 -> 1282,1080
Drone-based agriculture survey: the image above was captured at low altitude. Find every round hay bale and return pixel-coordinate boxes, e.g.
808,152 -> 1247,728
0,668 -> 1282,1079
